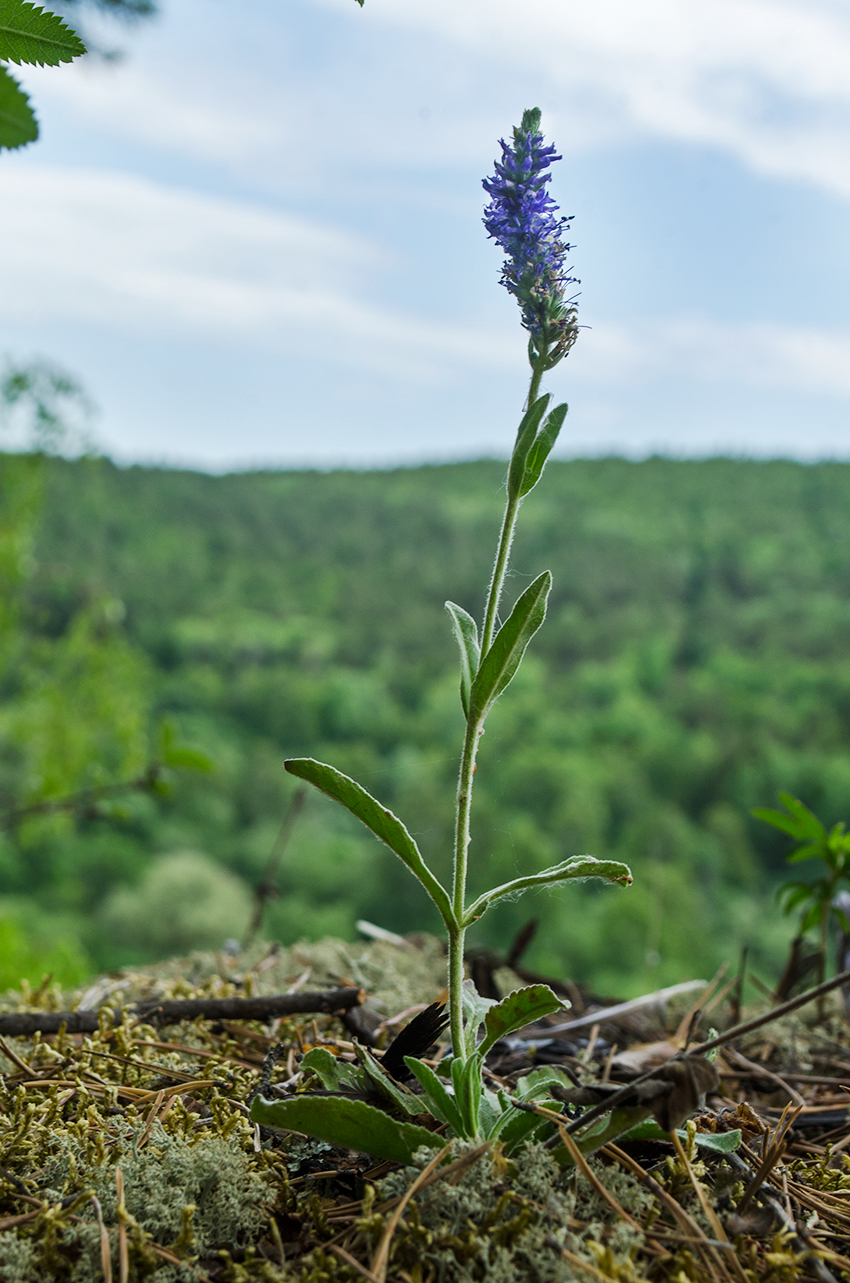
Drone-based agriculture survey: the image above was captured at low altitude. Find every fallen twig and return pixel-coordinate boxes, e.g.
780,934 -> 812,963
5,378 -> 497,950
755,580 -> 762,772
0,987 -> 364,1038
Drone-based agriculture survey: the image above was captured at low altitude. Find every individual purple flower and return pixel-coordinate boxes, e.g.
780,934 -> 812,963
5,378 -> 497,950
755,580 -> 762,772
483,108 -> 578,368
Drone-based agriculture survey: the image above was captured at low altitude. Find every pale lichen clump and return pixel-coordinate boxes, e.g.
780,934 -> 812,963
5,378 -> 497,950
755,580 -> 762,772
346,1142 -> 653,1283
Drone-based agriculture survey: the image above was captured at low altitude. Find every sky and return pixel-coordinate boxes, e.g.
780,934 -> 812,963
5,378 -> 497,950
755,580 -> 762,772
1,0 -> 850,469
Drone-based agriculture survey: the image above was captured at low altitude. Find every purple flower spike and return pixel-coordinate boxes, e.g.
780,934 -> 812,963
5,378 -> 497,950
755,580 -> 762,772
483,108 -> 579,367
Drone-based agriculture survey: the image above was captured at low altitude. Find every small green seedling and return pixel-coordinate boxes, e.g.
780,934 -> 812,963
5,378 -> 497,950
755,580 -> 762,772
753,792 -> 850,986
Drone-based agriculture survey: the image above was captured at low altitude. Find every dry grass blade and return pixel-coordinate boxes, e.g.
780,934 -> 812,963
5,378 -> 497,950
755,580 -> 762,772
554,1243 -> 622,1281
91,1195 -> 112,1283
555,1122 -> 643,1232
604,1143 -> 729,1283
0,1034 -> 31,1074
370,1144 -> 455,1283
736,1102 -> 801,1213
724,1048 -> 806,1107
115,1168 -> 128,1283
670,1130 -> 746,1283
137,1089 -> 166,1149
329,1243 -> 382,1283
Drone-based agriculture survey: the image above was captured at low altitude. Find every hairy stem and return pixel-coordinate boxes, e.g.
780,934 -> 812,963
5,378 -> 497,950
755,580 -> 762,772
480,494 -> 519,656
448,351 -> 548,1058
450,713 -> 482,1056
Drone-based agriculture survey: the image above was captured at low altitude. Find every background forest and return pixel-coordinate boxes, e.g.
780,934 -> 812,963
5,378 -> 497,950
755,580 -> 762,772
1,437 -> 848,997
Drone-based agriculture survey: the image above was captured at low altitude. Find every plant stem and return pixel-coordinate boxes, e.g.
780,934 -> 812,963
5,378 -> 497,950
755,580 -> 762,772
450,713 -> 482,1056
480,495 -> 519,656
480,351 -> 547,656
448,350 -> 548,1058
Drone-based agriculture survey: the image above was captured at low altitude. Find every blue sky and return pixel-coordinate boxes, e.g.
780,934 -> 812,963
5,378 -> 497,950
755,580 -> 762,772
2,0 -> 850,468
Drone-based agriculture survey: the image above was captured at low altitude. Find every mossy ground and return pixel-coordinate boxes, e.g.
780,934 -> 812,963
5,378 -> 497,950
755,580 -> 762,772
1,936 -> 849,1282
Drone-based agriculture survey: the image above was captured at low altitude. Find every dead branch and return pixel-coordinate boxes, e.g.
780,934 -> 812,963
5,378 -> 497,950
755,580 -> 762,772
0,986 -> 363,1038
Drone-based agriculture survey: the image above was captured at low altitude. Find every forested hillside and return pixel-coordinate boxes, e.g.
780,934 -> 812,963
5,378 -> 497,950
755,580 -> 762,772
4,454 -> 850,995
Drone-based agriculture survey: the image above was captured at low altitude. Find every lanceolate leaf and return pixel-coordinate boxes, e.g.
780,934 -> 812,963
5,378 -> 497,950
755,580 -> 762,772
0,0 -> 86,66
445,601 -> 480,718
519,403 -> 568,497
507,394 -> 550,501
469,570 -> 551,719
478,985 -> 564,1057
250,1094 -> 442,1165
284,758 -> 453,926
404,1057 -> 466,1135
0,63 -> 36,149
464,855 -> 632,924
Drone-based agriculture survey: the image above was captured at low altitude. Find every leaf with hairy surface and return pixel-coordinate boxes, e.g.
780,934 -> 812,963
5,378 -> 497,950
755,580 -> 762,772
445,601 -> 479,718
250,1093 -> 442,1165
464,856 -> 632,924
478,985 -> 565,1057
284,757 -> 453,926
469,571 -> 551,719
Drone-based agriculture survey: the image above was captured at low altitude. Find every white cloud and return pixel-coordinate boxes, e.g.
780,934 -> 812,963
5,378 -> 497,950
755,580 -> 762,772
0,163 -> 517,380
573,316 -> 850,400
334,0 -> 850,198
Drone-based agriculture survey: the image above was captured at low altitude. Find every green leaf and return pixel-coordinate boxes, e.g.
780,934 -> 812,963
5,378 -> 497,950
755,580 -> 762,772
778,882 -> 813,915
787,843 -> 826,864
0,0 -> 86,66
404,1056 -> 466,1135
507,394 -> 550,501
800,902 -> 822,933
461,981 -> 497,1058
249,1093 -> 442,1165
300,1046 -> 362,1093
478,985 -> 564,1057
284,758 -> 453,926
445,601 -> 480,719
464,856 -> 632,925
519,403 -> 568,498
353,1045 -> 422,1115
619,1119 -> 743,1153
751,807 -> 807,839
0,63 -> 36,149
552,1106 -> 655,1165
469,571 -> 551,719
450,1054 -> 482,1139
778,793 -> 826,839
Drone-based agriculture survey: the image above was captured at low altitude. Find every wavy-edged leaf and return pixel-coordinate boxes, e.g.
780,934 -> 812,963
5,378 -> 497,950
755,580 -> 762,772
507,394 -> 550,500
519,403 -> 568,498
0,63 -> 36,149
284,758 -> 453,926
478,985 -> 564,1057
464,855 -> 632,924
445,601 -> 479,719
250,1093 -> 441,1164
405,1056 -> 466,1135
300,1046 -> 361,1093
0,0 -> 85,66
469,571 -> 551,719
